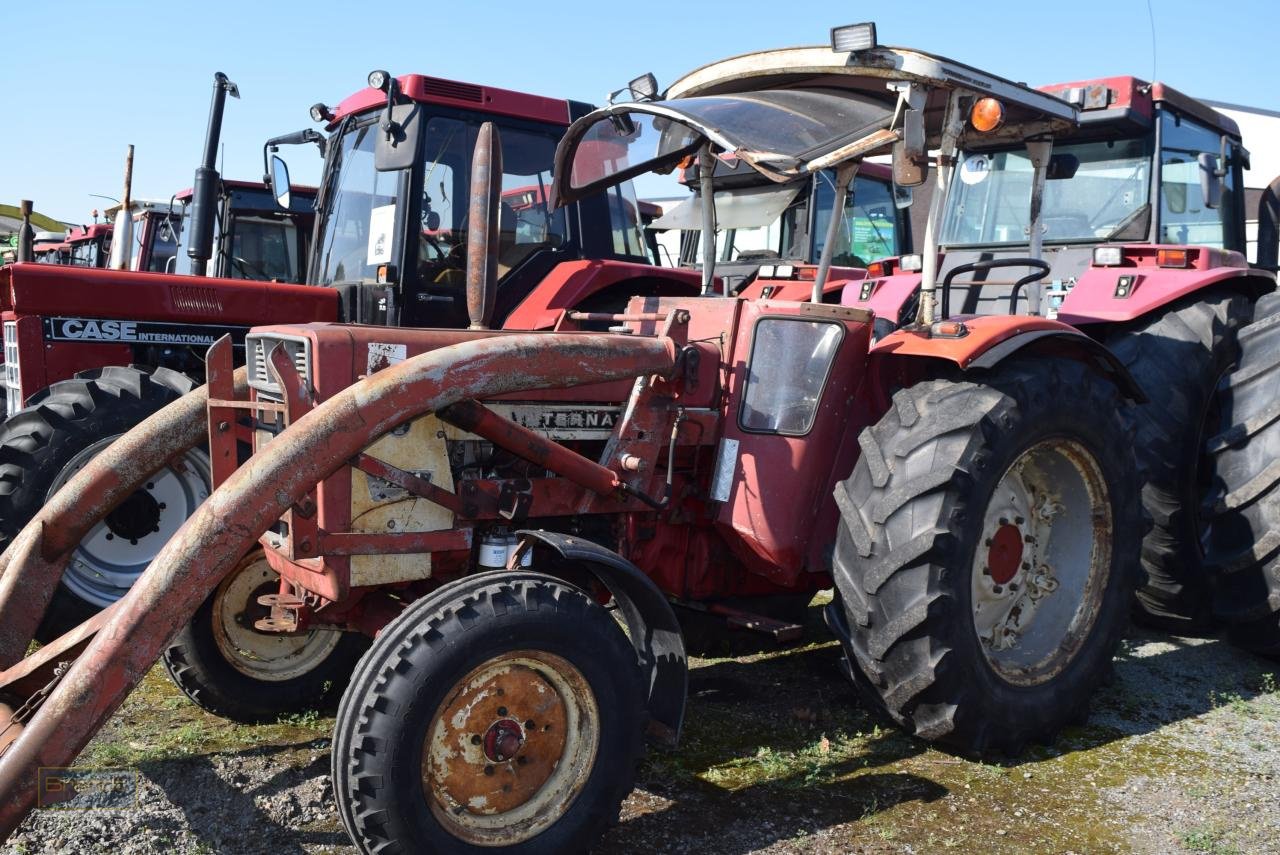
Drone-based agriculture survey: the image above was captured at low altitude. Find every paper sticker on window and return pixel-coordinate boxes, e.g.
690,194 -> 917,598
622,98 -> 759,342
367,342 -> 407,374
959,154 -> 991,185
367,204 -> 396,265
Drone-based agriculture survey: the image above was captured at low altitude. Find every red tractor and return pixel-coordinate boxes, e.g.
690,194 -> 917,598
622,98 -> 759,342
841,74 -> 1276,635
0,69 -> 699,638
0,26 -> 1221,852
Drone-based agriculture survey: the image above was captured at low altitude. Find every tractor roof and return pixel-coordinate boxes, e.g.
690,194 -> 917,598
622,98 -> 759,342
65,223 -> 112,242
552,45 -> 1077,203
329,74 -> 577,129
1038,76 -> 1241,138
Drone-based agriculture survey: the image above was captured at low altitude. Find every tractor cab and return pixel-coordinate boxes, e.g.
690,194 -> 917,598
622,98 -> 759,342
552,26 -> 1076,325
266,71 -> 698,330
63,222 -> 113,268
31,232 -> 67,264
653,156 -> 912,295
846,74 -> 1258,328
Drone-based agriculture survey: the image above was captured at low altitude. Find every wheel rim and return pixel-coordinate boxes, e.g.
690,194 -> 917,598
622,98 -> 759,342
970,438 -> 1112,686
210,554 -> 343,682
422,650 -> 599,846
49,435 -> 211,608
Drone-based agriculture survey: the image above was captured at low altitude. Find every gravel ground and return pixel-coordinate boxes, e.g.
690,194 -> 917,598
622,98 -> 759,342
4,608 -> 1278,855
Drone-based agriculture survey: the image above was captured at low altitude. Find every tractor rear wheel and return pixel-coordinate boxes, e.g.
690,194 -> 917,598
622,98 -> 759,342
1204,292 -> 1280,655
830,359 -> 1142,754
1105,291 -> 1250,631
0,365 -> 207,639
162,551 -> 369,722
333,571 -> 644,854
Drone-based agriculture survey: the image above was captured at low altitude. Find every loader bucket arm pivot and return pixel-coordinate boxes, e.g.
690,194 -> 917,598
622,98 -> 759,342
0,332 -> 677,838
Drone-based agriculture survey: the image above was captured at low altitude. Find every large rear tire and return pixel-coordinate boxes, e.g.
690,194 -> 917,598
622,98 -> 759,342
1104,291 -> 1250,631
333,571 -> 645,854
830,359 -> 1142,754
0,365 -> 207,639
1204,292 -> 1280,655
162,551 -> 369,722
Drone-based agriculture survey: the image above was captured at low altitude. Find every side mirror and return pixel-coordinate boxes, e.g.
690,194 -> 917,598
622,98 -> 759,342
1046,153 -> 1080,180
1198,152 -> 1222,209
375,103 -> 423,171
892,108 -> 927,187
270,155 -> 291,209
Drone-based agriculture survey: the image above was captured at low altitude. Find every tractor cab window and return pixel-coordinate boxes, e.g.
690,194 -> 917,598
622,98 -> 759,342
811,173 -> 900,266
226,217 -> 301,282
607,182 -> 648,259
941,138 -> 1151,246
1158,110 -> 1239,250
148,214 -> 181,273
313,120 -> 403,287
69,239 -> 100,267
740,318 -> 844,436
414,117 -> 567,284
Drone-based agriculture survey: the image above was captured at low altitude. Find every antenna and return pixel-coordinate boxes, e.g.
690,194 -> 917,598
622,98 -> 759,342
1145,0 -> 1158,81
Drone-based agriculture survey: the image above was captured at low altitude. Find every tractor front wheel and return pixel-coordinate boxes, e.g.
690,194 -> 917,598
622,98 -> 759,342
830,359 -> 1142,754
0,365 -> 207,639
333,571 -> 644,854
163,551 -> 368,722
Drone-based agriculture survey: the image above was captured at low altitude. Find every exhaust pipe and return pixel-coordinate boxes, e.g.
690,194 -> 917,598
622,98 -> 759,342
186,72 -> 239,277
466,122 -> 502,329
14,202 -> 32,263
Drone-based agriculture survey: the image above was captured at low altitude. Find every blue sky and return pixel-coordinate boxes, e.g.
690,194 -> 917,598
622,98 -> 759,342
3,0 -> 1276,222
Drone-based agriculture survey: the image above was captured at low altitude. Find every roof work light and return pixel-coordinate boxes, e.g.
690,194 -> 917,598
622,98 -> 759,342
831,22 -> 877,53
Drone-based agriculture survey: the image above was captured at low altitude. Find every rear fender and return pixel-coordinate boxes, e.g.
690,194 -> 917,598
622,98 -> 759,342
1057,255 -> 1274,325
518,530 -> 687,748
870,315 -> 1145,402
501,259 -> 701,330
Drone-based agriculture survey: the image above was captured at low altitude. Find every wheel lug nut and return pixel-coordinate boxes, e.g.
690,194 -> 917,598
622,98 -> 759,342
993,585 -> 1003,594
524,720 -> 534,729
484,765 -> 494,776
1014,516 -> 1025,524
471,735 -> 481,745
497,706 -> 507,716
517,756 -> 529,765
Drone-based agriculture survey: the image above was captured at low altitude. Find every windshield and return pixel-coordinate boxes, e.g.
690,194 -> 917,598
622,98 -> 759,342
313,120 -> 402,286
941,138 -> 1151,246
226,216 -> 302,282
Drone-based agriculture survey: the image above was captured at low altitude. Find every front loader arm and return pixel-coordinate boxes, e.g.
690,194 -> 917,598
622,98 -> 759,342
0,332 -> 676,840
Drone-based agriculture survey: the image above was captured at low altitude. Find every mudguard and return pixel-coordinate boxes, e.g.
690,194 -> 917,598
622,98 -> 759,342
518,529 -> 687,747
870,315 -> 1145,402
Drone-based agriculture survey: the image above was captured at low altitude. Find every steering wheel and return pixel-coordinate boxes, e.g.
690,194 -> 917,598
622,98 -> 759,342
230,255 -> 271,280
940,257 -> 1052,317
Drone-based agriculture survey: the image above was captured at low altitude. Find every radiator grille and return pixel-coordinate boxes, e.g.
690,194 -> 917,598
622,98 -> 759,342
245,333 -> 311,396
3,321 -> 21,417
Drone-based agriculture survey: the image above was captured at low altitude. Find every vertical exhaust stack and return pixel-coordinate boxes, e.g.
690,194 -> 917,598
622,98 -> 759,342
466,122 -> 502,330
108,145 -> 135,270
15,201 -> 33,263
186,72 -> 239,277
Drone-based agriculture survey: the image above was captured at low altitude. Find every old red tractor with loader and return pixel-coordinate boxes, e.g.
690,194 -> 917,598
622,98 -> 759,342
0,69 -> 700,639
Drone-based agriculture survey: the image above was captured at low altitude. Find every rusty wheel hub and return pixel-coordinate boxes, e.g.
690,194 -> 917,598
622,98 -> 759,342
423,650 -> 598,845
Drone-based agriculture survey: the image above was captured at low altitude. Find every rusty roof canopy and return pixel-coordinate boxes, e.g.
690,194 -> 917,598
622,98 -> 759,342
553,45 -> 1079,205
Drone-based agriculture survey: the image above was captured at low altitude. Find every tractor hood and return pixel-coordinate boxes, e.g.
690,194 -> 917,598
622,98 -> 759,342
551,45 -> 1079,207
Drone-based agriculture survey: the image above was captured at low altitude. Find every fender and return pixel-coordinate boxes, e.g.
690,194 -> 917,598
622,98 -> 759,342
502,259 -> 701,330
870,315 -> 1145,401
518,529 -> 687,748
1058,251 -> 1275,325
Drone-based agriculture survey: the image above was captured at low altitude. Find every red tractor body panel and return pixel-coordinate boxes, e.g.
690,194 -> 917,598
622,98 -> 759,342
1055,245 -> 1255,325
738,265 -> 867,302
502,260 -> 702,330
